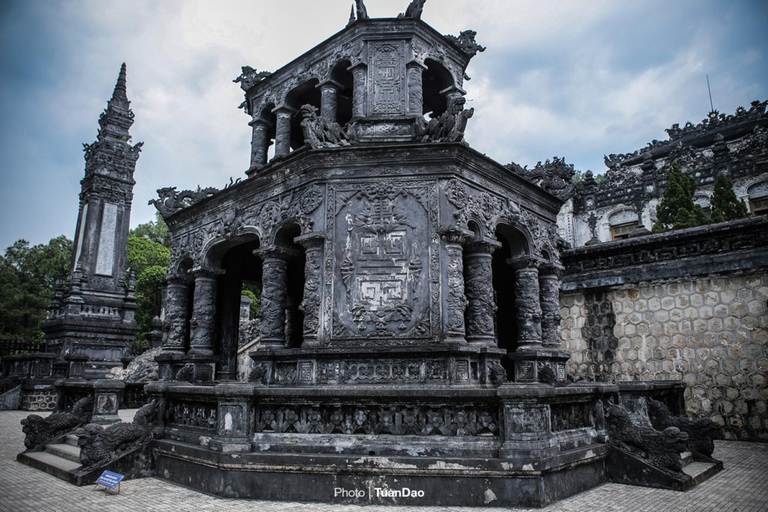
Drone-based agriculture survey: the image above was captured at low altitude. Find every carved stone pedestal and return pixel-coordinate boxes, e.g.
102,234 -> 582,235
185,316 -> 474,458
504,349 -> 570,384
91,379 -> 125,425
156,352 -> 218,384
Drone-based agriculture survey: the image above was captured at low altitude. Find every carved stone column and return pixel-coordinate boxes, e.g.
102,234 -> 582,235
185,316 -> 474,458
440,227 -> 473,343
464,238 -> 501,346
256,247 -> 297,348
539,263 -> 564,348
349,63 -> 367,119
162,273 -> 190,352
189,267 -> 223,356
248,117 -> 271,171
509,257 -> 543,349
406,62 -> 426,116
318,80 -> 342,124
296,233 -> 325,346
273,106 -> 295,158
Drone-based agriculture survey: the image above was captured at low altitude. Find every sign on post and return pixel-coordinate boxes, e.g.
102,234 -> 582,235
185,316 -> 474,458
95,470 -> 124,494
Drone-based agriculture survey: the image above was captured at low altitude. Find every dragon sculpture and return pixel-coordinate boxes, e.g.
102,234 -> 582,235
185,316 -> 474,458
606,404 -> 689,474
647,398 -> 722,460
75,400 -> 158,470
21,396 -> 93,451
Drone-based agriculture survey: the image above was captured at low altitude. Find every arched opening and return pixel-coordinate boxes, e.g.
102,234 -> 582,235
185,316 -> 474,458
330,59 -> 354,127
492,224 -> 529,375
422,59 -> 454,119
285,79 -> 321,150
209,235 -> 262,381
259,104 -> 277,162
275,224 -> 306,348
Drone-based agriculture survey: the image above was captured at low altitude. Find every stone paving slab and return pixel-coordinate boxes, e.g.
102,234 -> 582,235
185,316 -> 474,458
1,409 -> 766,511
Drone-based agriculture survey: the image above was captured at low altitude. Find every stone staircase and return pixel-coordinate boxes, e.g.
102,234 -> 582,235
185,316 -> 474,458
606,444 -> 723,491
680,451 -> 723,488
17,435 -> 84,485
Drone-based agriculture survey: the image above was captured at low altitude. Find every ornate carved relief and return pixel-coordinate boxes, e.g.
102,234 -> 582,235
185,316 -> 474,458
328,182 -> 437,345
253,404 -> 499,437
369,41 -> 406,115
168,401 -> 217,430
168,183 -> 324,268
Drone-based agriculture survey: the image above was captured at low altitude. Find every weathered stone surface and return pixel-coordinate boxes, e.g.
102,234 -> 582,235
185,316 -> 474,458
562,218 -> 768,440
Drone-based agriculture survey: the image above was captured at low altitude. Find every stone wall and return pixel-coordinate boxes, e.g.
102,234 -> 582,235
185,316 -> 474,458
561,216 -> 768,441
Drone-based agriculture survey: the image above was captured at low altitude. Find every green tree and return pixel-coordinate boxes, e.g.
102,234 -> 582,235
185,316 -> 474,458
653,163 -> 709,233
0,236 -> 72,338
709,173 -> 749,223
241,287 -> 261,318
130,213 -> 171,248
127,236 -> 171,340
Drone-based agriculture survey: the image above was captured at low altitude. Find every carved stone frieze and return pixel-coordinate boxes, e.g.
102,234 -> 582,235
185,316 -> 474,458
168,183 -> 324,268
167,401 -> 218,430
253,403 -> 499,437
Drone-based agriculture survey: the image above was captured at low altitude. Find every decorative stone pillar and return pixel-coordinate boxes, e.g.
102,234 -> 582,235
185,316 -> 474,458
318,80 -> 342,124
248,117 -> 271,171
162,273 -> 189,352
509,257 -> 543,349
440,227 -> 473,343
406,62 -> 426,116
296,233 -> 325,346
255,247 -> 297,348
349,63 -> 367,119
189,267 -> 223,356
539,263 -> 564,348
464,238 -> 501,346
273,106 -> 295,158
91,379 -> 125,425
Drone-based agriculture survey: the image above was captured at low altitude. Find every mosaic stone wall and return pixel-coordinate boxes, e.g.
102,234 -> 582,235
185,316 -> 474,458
21,389 -> 58,411
561,273 -> 768,441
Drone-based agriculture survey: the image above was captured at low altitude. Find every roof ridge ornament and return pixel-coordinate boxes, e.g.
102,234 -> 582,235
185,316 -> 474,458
399,0 -> 426,19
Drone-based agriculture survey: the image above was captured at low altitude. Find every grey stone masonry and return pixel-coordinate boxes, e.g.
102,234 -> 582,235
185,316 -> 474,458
561,216 -> 768,440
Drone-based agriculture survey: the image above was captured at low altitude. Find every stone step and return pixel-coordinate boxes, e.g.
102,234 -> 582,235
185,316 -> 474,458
681,451 -> 693,465
46,443 -> 81,463
683,461 -> 721,487
18,451 -> 81,484
64,434 -> 79,447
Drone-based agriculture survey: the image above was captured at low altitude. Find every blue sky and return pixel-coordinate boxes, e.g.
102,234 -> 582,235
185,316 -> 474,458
0,0 -> 766,250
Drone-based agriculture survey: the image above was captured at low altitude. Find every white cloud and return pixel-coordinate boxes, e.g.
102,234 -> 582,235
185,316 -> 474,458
0,0 -> 765,248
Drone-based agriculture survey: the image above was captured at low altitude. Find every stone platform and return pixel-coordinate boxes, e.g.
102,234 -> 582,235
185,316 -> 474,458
1,409 -> 766,511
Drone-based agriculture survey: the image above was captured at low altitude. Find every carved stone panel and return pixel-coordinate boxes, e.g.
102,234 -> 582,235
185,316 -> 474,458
327,182 -> 437,346
368,41 -> 406,116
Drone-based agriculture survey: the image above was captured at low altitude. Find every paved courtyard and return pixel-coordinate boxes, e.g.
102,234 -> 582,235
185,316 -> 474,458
0,409 -> 766,512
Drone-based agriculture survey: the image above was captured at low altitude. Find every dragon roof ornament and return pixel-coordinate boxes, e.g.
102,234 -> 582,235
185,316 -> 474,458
604,100 -> 767,169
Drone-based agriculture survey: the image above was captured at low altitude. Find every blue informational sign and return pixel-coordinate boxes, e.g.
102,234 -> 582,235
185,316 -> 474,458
95,470 -> 124,489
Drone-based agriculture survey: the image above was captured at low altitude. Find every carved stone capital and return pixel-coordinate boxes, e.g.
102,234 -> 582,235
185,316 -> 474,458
507,256 -> 543,271
294,232 -> 326,249
538,262 -> 564,278
190,266 -> 225,280
254,246 -> 300,261
439,226 -> 474,246
248,117 -> 273,128
317,79 -> 344,92
465,237 -> 502,255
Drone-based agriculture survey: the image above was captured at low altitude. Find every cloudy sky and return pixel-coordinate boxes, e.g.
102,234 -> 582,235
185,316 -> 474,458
0,0 -> 766,250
